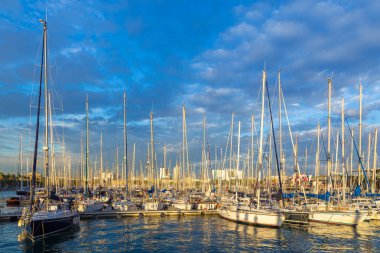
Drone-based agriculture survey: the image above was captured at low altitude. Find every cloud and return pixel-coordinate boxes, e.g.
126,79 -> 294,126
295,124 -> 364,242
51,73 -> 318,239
0,1 -> 379,176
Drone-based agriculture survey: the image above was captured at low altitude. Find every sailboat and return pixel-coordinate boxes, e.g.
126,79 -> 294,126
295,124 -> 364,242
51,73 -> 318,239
308,79 -> 367,226
219,70 -> 285,227
18,19 -> 79,240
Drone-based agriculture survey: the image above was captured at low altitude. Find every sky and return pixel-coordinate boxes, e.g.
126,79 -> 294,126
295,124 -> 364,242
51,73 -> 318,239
0,0 -> 380,177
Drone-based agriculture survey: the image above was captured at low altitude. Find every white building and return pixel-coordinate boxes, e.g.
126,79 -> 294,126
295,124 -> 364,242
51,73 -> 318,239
159,168 -> 170,179
212,169 -> 243,180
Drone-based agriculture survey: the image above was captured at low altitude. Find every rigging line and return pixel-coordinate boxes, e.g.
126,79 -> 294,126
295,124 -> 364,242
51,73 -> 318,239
29,26 -> 45,213
281,85 -> 308,201
345,116 -> 371,193
265,77 -> 284,206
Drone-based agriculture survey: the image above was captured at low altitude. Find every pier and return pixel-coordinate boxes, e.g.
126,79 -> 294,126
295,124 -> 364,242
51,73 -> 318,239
79,209 -> 218,219
0,208 -> 218,221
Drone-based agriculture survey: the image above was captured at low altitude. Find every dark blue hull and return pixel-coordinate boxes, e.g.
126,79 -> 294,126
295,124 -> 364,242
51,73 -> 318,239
25,213 -> 79,240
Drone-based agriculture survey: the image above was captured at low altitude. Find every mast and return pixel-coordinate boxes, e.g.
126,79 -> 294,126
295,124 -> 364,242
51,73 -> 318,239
202,113 -> 206,192
327,78 -> 332,194
182,105 -> 190,189
251,114 -> 254,189
257,69 -> 266,209
116,146 -> 119,188
100,132 -> 103,187
19,135 -> 23,189
48,92 -> 56,190
278,71 -> 284,181
350,129 -> 354,189
294,137 -> 299,186
367,132 -> 371,188
373,129 -> 378,192
358,83 -> 362,185
124,91 -> 128,190
85,96 -> 89,196
30,19 -> 46,211
132,142 -> 135,189
182,106 -> 185,190
150,112 -> 155,188
334,131 -> 339,190
230,112 -> 234,188
39,18 -> 50,206
63,135 -> 67,191
341,97 -> 346,204
315,123 -> 320,194
236,121 -> 241,200
163,144 -> 166,189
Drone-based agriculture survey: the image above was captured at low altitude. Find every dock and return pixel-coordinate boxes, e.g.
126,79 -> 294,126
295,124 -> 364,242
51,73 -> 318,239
80,209 -> 219,219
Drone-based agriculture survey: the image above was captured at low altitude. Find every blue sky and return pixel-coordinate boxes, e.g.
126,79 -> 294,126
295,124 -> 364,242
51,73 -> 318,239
0,0 -> 379,176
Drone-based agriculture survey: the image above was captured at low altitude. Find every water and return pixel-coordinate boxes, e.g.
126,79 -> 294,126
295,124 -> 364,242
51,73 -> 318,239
1,188 -> 380,252
0,215 -> 380,252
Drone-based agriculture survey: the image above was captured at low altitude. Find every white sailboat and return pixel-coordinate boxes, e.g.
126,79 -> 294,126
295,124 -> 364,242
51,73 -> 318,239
309,209 -> 367,226
308,79 -> 367,226
219,70 -> 285,227
218,205 -> 285,227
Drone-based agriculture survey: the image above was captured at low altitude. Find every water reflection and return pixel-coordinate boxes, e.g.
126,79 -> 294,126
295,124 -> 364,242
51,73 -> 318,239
0,215 -> 378,252
20,227 -> 80,253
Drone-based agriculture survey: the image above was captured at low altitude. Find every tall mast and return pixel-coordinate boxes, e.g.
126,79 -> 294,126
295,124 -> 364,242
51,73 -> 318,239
80,132 -> 84,188
202,113 -> 206,192
150,111 -> 155,187
182,105 -> 185,190
100,132 -> 103,187
236,121 -> 241,200
350,129 -> 354,189
315,123 -> 320,194
327,78 -> 332,193
367,132 -> 371,186
182,105 -> 190,189
341,97 -> 346,203
40,18 -> 50,202
373,129 -> 378,192
358,83 -> 363,185
230,113 -> 234,172
63,131 -> 67,191
146,142 -> 150,187
19,135 -> 23,189
278,71 -> 284,179
257,69 -> 266,209
132,142 -> 136,189
116,146 -> 119,188
162,144 -> 166,189
48,92 -> 56,190
85,96 -> 89,196
124,91 -> 128,189
251,114 -> 254,189
30,20 -> 46,211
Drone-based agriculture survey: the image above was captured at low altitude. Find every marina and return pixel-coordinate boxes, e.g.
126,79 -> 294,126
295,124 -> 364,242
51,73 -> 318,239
1,1 -> 380,252
1,205 -> 380,252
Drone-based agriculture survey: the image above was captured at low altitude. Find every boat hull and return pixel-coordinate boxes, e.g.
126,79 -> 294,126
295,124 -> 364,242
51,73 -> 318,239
172,203 -> 192,210
309,211 -> 367,226
218,208 -> 285,228
25,211 -> 80,240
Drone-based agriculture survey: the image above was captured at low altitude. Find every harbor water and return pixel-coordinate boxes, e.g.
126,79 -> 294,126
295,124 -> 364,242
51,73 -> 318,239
1,191 -> 380,252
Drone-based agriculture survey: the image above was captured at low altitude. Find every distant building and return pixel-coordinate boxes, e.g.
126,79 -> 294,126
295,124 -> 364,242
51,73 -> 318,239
159,168 -> 169,179
212,169 -> 243,180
